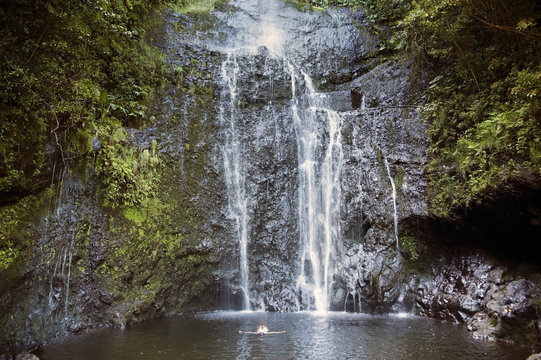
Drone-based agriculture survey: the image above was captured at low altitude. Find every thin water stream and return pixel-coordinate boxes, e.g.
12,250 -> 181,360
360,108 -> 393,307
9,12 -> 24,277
382,151 -> 399,249
220,51 -> 252,310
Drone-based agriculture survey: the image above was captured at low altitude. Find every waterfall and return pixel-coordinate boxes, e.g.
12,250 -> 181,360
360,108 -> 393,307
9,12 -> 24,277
292,69 -> 344,313
219,52 -> 251,310
217,0 -> 348,312
46,166 -> 75,320
216,0 -> 289,312
382,153 -> 399,249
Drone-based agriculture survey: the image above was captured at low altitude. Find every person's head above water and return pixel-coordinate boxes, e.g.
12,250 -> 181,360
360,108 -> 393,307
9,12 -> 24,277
256,325 -> 269,333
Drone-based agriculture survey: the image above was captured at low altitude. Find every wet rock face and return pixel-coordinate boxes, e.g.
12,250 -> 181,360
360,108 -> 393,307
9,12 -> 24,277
329,60 -> 428,312
220,48 -> 302,310
172,1 -> 379,91
231,49 -> 293,106
279,7 -> 379,90
350,61 -> 423,109
1,168 -> 114,353
414,251 -> 541,350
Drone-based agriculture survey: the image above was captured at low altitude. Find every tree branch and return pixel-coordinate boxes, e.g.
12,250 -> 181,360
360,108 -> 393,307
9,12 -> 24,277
470,14 -> 541,39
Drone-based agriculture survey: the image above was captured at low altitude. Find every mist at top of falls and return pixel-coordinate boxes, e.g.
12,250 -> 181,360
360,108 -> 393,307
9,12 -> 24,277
231,0 -> 286,56
258,23 -> 283,55
208,0 -> 288,55
237,0 -> 284,53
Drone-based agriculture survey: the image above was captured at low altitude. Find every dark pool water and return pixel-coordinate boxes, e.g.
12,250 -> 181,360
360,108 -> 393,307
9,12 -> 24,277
39,312 -> 529,360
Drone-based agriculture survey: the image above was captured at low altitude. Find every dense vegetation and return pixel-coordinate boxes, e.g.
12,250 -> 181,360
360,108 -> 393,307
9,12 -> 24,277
306,0 -> 541,216
1,0 -> 165,197
0,0 -> 164,286
0,0 -> 222,197
0,0 -> 224,326
400,0 -> 540,216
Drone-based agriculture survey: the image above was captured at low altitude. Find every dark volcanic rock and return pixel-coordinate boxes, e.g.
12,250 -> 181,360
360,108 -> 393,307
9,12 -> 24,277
412,250 -> 541,350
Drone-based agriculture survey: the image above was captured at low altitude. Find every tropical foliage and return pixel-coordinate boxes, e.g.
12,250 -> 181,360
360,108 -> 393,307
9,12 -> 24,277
0,0 -> 221,295
0,0 -> 170,196
398,0 -> 540,215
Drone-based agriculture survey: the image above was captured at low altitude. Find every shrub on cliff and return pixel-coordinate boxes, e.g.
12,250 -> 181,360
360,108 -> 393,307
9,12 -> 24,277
397,0 -> 540,215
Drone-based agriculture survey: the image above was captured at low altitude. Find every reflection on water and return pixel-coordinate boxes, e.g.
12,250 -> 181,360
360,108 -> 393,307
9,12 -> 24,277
40,312 -> 529,360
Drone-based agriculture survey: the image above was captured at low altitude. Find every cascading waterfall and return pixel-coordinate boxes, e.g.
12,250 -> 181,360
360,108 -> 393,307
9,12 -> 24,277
218,0 -> 347,312
219,52 -> 251,310
292,69 -> 344,313
219,50 -> 345,312
318,107 -> 343,312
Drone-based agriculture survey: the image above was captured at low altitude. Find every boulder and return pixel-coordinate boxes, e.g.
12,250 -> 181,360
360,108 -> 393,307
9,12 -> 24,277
16,352 -> 39,360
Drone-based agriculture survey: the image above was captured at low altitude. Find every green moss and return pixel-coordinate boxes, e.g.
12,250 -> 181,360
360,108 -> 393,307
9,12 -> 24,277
0,190 -> 50,291
400,233 -> 419,261
0,246 -> 17,273
123,207 -> 145,226
95,130 -> 162,209
66,128 -> 94,157
93,140 -> 217,313
187,254 -> 202,265
94,51 -> 224,310
489,313 -> 499,327
170,0 -> 224,14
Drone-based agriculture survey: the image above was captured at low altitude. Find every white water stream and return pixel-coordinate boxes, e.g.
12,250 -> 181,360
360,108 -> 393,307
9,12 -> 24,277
218,0 -> 288,312
382,151 -> 399,249
291,71 -> 344,312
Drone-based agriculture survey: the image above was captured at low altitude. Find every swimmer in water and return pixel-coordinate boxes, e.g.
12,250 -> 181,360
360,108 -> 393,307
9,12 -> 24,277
239,325 -> 285,335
